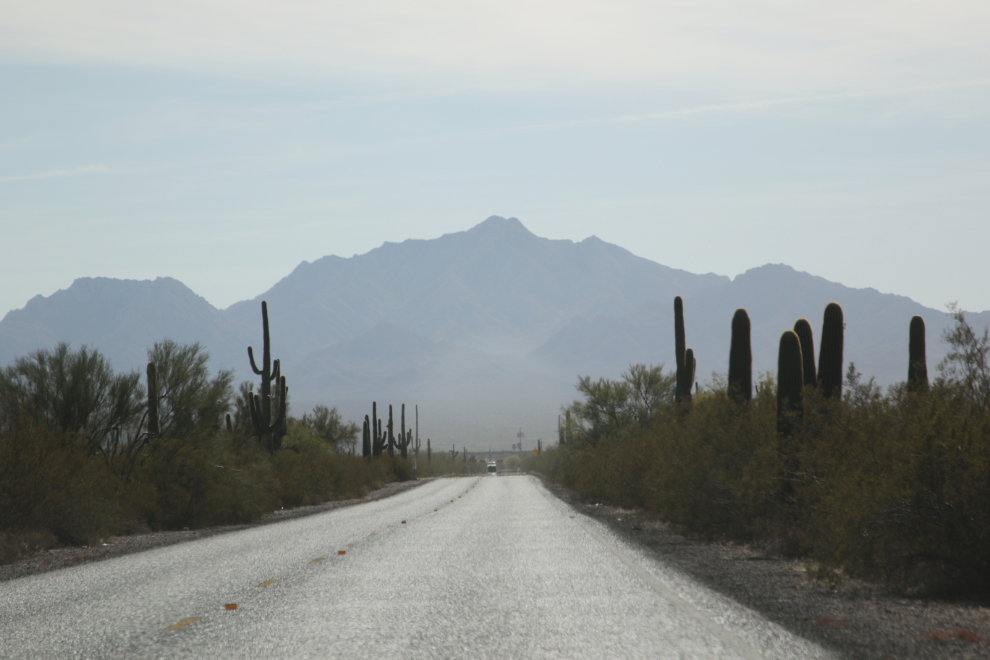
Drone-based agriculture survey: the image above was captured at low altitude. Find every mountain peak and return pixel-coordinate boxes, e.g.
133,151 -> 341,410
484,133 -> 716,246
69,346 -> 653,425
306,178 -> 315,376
467,216 -> 533,237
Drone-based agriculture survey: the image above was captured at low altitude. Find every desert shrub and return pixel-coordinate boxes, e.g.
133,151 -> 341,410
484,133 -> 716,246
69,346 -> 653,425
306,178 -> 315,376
272,447 -> 404,509
130,435 -> 274,530
414,450 -> 482,477
0,415 -> 133,545
809,380 -> 990,592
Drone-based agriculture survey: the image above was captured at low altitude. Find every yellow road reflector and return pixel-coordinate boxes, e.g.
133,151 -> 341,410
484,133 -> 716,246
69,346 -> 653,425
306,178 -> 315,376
164,617 -> 201,631
346,543 -> 357,547
225,604 -> 238,611
369,533 -> 377,536
434,509 -> 437,511
338,550 -> 346,555
256,579 -> 278,588
311,557 -> 326,563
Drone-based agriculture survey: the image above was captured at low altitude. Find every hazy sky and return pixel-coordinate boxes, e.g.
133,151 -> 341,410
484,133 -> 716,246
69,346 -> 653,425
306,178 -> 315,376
3,0 -> 989,319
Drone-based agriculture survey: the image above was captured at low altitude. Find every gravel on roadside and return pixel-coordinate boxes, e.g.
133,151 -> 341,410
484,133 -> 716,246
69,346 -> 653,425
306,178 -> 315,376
0,479 -> 430,584
539,477 -> 990,660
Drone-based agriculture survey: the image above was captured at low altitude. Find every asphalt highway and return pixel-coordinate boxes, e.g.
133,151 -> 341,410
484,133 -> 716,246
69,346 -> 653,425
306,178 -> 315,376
0,475 -> 836,659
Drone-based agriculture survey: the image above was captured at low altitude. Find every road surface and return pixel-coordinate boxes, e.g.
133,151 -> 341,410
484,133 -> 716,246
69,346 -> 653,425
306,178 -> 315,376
1,475 -> 836,659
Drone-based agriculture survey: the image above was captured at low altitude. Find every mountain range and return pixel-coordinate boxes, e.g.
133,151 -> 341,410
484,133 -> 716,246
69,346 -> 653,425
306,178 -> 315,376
2,216 -> 987,449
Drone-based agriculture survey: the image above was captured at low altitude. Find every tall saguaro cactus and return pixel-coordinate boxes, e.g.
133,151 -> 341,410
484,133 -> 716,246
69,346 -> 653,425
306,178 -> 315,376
818,302 -> 844,400
908,315 -> 930,394
427,438 -> 431,462
247,301 -> 285,452
674,296 -> 697,403
792,319 -> 817,388
362,416 -> 371,458
776,330 -> 805,436
674,296 -> 687,402
727,309 -> 752,402
146,362 -> 160,437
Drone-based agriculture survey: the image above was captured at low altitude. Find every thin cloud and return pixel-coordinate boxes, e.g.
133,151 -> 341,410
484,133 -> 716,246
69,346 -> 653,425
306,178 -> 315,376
512,78 -> 990,133
0,164 -> 109,182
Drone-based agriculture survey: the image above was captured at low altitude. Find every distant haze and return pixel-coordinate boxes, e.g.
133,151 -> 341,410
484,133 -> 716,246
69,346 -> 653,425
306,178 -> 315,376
1,217 -> 987,450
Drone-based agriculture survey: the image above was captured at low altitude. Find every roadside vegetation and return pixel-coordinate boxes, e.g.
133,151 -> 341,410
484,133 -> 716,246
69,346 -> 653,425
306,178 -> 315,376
525,305 -> 990,595
0,301 -> 480,565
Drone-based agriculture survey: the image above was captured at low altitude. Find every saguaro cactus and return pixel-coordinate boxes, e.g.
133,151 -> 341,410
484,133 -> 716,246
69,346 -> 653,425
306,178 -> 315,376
362,416 -> 371,458
427,438 -> 432,462
146,362 -> 160,437
908,315 -> 930,394
793,318 -> 817,388
396,404 -> 412,458
776,330 -> 805,436
818,302 -> 844,400
250,375 -> 287,452
674,296 -> 687,402
451,445 -> 459,461
387,405 -> 395,457
727,309 -> 752,402
247,301 -> 285,453
371,402 -> 379,456
373,416 -> 386,457
399,404 -> 407,457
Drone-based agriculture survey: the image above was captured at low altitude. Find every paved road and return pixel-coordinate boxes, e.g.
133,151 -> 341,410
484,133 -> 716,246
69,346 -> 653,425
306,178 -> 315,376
1,475 -> 836,659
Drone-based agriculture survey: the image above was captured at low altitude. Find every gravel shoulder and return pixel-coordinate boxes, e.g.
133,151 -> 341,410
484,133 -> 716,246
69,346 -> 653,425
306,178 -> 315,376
537,476 -> 990,660
0,479 -> 430,584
